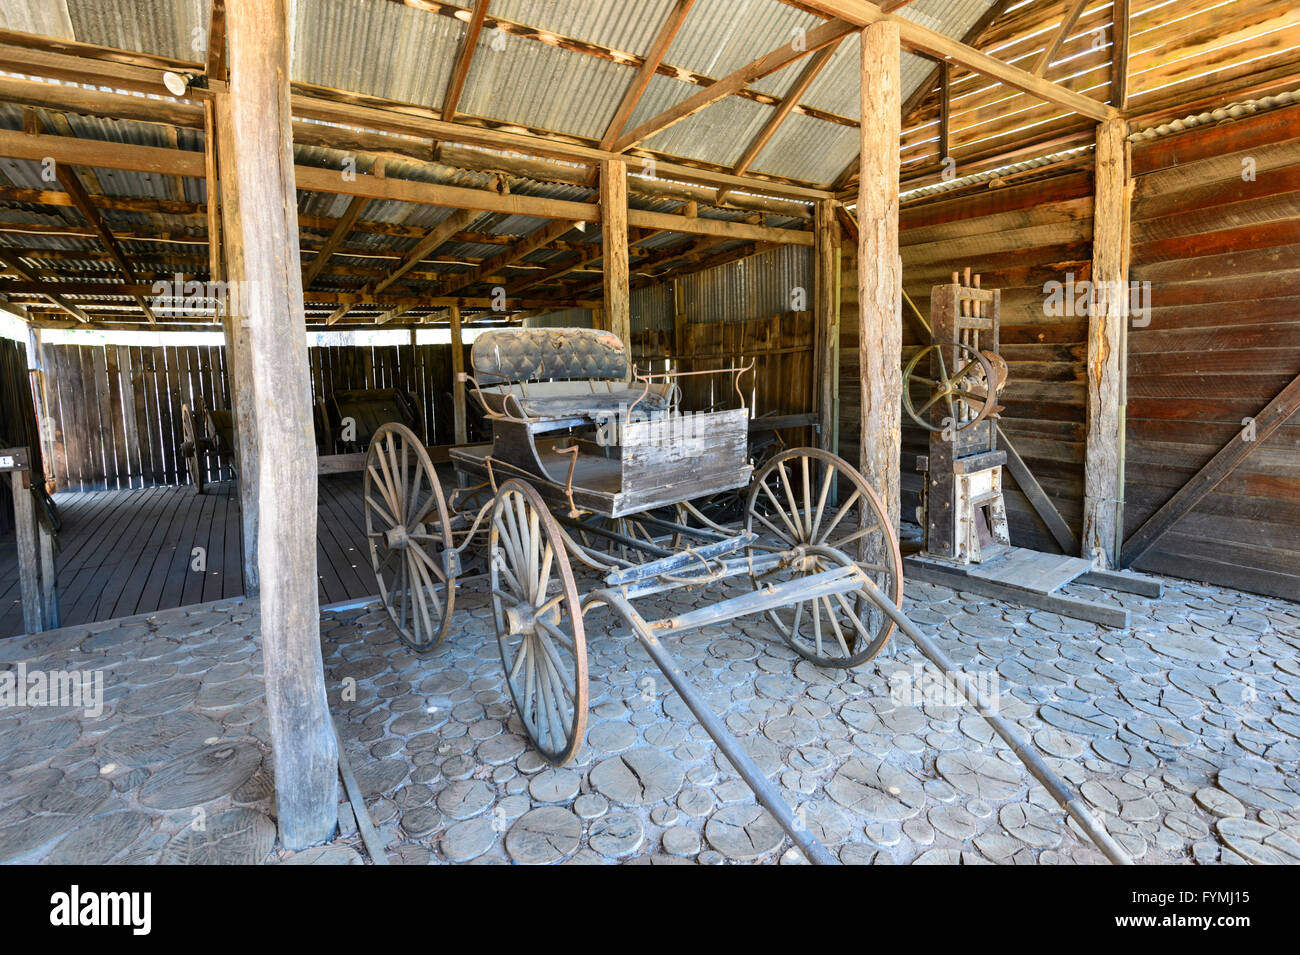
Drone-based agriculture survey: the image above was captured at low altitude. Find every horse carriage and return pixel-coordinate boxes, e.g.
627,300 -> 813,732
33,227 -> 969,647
357,324 -> 1130,865
359,327 -> 903,862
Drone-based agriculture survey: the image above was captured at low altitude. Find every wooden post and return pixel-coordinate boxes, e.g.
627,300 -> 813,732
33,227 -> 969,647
227,0 -> 338,848
1082,117 -> 1131,568
7,463 -> 41,633
213,91 -> 260,595
601,159 -> 631,359
857,21 -> 903,534
814,200 -> 840,452
449,303 -> 468,445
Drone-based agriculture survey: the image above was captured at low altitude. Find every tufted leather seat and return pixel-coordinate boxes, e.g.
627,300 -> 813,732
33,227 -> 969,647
471,327 -> 670,420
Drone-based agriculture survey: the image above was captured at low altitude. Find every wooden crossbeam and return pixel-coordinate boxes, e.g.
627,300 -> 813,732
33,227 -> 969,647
0,251 -> 91,322
788,2 -> 1115,121
0,131 -> 813,245
1031,0 -> 1091,77
301,194 -> 369,290
600,0 -> 696,151
611,18 -> 858,153
440,0 -> 488,123
1121,372 -> 1300,568
718,38 -> 842,203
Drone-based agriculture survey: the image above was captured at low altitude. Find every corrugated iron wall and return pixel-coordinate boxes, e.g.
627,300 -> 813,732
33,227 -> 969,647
678,245 -> 812,325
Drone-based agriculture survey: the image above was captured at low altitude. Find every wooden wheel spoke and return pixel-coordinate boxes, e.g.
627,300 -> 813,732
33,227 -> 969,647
833,590 -> 878,652
507,632 -> 529,682
809,464 -> 834,542
408,540 -> 448,583
814,488 -> 860,545
827,523 -> 879,551
822,595 -> 852,658
760,480 -> 803,543
811,598 -> 824,657
536,615 -> 577,654
777,460 -> 804,541
751,507 -> 797,547
366,468 -> 400,525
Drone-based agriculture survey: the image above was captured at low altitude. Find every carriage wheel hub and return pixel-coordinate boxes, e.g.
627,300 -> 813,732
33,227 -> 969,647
384,525 -> 410,549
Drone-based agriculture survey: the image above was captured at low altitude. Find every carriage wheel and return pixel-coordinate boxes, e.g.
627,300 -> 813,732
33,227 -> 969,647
181,403 -> 205,495
489,480 -> 588,765
744,448 -> 903,667
364,422 -> 456,651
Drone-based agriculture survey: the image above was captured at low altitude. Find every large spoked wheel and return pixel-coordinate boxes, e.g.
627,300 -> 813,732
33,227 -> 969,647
181,403 -> 205,495
745,448 -> 903,667
489,480 -> 588,765
902,342 -> 997,434
364,422 -> 456,651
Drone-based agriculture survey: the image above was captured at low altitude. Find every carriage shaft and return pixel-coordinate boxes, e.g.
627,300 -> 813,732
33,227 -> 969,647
598,589 -> 839,866
853,575 -> 1134,866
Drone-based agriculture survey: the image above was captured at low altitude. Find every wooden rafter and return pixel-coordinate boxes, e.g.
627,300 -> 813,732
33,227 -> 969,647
1031,0 -> 1091,77
0,251 -> 91,322
441,0 -> 489,123
600,0 -> 696,151
832,0 -> 1014,191
301,194 -> 368,290
327,207 -> 477,324
1113,0 -> 1130,110
718,38 -> 843,203
786,1 -> 1115,121
206,0 -> 227,81
437,218 -> 579,296
44,136 -> 159,324
611,19 -> 857,153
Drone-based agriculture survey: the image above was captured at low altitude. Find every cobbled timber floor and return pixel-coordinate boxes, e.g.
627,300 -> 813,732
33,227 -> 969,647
1,570 -> 1299,865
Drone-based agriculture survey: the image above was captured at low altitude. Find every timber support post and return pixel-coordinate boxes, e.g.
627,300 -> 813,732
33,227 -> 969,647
449,303 -> 468,445
601,159 -> 631,360
1082,117 -> 1132,568
212,90 -> 260,594
227,0 -> 338,849
857,21 -> 903,534
814,199 -> 840,452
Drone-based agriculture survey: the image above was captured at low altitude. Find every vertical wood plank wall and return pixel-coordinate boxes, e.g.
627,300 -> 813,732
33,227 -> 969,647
841,170 -> 1094,552
37,341 -> 469,491
1125,105 -> 1300,601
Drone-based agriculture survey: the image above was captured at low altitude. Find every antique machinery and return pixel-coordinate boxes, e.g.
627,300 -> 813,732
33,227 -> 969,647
906,269 -> 1009,564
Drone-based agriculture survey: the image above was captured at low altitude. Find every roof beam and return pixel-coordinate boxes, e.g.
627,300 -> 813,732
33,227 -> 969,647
328,207 -> 478,324
206,0 -> 228,81
612,18 -> 857,153
437,218 -> 579,296
1031,0 -> 1091,77
1113,0 -> 1130,110
440,0 -> 489,123
43,134 -> 159,324
718,38 -> 842,203
600,0 -> 696,150
787,2 -> 1115,121
0,251 -> 91,322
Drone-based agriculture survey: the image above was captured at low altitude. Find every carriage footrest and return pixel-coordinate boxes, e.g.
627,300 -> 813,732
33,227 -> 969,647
650,564 -> 864,634
604,533 -> 756,587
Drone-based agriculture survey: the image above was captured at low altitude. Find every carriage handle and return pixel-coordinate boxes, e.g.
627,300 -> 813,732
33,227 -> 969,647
458,371 -> 538,424
552,442 -> 583,518
626,359 -> 755,418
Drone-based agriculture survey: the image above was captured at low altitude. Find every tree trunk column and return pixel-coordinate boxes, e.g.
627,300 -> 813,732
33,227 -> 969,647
227,0 -> 338,849
1083,117 -> 1130,568
857,21 -> 903,534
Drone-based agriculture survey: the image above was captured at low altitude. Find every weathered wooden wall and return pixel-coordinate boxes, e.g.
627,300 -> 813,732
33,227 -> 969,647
38,340 -> 468,491
1124,106 -> 1300,600
842,169 -> 1094,551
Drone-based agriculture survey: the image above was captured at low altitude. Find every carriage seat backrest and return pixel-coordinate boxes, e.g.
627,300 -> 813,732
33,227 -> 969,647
471,328 -> 629,385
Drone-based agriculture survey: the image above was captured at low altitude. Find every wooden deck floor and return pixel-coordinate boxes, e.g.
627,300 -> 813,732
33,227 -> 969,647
0,475 -> 375,637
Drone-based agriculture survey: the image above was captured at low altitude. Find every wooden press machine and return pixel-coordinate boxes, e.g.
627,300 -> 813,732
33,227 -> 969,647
909,269 -> 1010,564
